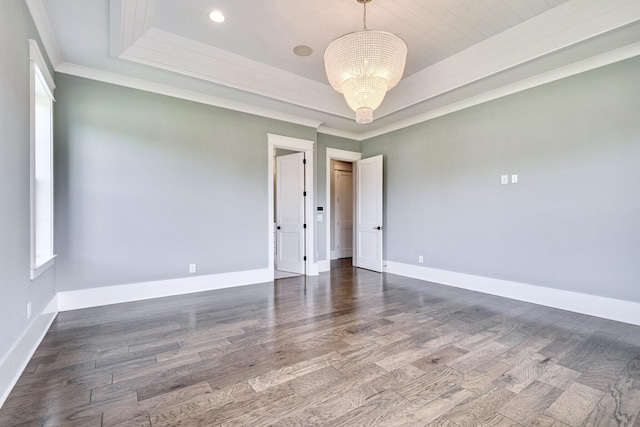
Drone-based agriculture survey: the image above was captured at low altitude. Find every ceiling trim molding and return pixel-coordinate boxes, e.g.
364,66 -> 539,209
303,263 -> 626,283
360,40 -> 640,141
55,62 -> 324,130
119,29 -> 352,119
114,0 -> 640,124
25,0 -> 62,68
375,0 -> 640,119
317,126 -> 363,141
120,0 -> 157,52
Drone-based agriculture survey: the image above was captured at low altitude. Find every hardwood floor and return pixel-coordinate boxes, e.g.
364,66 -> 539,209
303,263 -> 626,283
2,259 -> 640,426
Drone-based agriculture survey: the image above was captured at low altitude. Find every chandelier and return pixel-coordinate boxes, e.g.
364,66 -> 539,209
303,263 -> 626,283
324,0 -> 407,124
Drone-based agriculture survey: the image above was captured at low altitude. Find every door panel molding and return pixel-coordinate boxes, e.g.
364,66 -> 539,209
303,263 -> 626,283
276,153 -> 305,274
356,155 -> 383,272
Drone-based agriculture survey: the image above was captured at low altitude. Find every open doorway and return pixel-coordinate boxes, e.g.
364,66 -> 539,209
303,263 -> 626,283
324,148 -> 361,272
330,160 -> 354,261
268,134 -> 316,279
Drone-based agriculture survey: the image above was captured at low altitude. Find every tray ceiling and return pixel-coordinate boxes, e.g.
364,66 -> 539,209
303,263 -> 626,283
30,0 -> 640,138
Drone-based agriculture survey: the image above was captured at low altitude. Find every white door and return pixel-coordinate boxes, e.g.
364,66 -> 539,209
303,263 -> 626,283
355,155 -> 383,272
276,152 -> 305,274
335,169 -> 353,258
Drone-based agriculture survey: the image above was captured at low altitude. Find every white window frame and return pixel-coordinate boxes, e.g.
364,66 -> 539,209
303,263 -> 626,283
29,40 -> 56,280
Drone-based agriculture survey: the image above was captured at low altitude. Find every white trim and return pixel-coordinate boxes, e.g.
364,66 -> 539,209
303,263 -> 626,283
25,0 -> 62,68
55,62 -> 323,130
29,40 -> 55,95
0,295 -> 58,409
54,41 -> 640,142
325,148 -> 361,269
317,126 -> 363,141
119,27 -> 350,118
376,0 -> 640,119
318,260 -> 330,272
385,261 -> 640,327
267,134 -> 317,278
113,0 -> 640,125
30,254 -> 57,280
360,41 -> 640,141
57,269 -> 272,312
29,40 -> 56,282
325,148 -> 362,162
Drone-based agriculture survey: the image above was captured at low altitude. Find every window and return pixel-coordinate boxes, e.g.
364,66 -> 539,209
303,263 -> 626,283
29,40 -> 56,280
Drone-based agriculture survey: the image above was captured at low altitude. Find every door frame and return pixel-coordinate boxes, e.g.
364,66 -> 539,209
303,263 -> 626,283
268,134 -> 316,277
324,148 -> 361,272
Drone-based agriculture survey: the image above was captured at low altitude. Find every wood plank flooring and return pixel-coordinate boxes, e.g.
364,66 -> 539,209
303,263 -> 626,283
2,259 -> 640,426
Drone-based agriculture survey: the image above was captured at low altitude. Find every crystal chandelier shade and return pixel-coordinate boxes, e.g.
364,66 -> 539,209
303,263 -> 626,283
324,2 -> 407,124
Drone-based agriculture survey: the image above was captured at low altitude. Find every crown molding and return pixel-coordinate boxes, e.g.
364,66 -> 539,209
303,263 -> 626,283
120,28 -> 351,118
376,0 -> 640,119
317,126 -> 363,141
28,0 -> 640,142
119,0 -> 157,52
55,62 -> 324,130
116,0 -> 640,124
25,0 -> 62,68
360,40 -> 640,141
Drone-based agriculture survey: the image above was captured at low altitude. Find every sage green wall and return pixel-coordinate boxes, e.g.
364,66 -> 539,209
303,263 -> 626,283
0,1 -> 56,373
54,74 -> 316,291
316,134 -> 361,262
362,57 -> 640,303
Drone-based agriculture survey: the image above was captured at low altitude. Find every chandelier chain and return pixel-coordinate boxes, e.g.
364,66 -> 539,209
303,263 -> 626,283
363,2 -> 367,30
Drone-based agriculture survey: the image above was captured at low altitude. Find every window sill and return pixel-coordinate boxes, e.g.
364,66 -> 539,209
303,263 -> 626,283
31,254 -> 57,280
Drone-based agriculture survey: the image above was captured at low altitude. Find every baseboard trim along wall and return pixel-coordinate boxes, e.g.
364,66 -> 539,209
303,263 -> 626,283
57,268 -> 272,312
318,260 -> 330,273
384,261 -> 640,326
4,261 -> 640,408
0,295 -> 58,409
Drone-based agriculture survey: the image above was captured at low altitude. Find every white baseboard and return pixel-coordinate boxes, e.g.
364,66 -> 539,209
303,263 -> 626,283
308,262 -> 320,276
330,250 -> 338,260
318,260 -> 330,272
384,261 -> 640,326
57,268 -> 272,312
0,295 -> 59,408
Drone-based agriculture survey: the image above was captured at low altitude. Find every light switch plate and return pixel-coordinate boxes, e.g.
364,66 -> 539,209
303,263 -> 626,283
501,175 -> 509,185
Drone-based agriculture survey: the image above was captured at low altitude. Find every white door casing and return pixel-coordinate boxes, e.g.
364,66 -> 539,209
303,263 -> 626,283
324,148 -> 361,272
334,168 -> 353,259
276,152 -> 305,274
356,155 -> 383,272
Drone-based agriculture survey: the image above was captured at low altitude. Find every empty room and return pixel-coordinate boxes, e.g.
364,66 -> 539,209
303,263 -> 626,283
1,0 -> 640,425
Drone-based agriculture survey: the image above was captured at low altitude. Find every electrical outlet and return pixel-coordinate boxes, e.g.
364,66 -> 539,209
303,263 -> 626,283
27,302 -> 32,320
418,255 -> 424,264
189,264 -> 197,274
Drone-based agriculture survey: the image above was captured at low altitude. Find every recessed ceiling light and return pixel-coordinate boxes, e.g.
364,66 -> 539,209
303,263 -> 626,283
293,45 -> 313,57
208,10 -> 225,23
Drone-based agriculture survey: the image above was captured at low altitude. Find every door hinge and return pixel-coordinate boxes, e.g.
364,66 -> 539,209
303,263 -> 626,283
303,191 -> 307,197
303,224 -> 307,229
304,256 -> 307,261
303,158 -> 306,164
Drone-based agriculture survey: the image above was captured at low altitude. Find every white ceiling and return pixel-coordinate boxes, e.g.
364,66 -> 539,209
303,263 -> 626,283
30,0 -> 640,138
